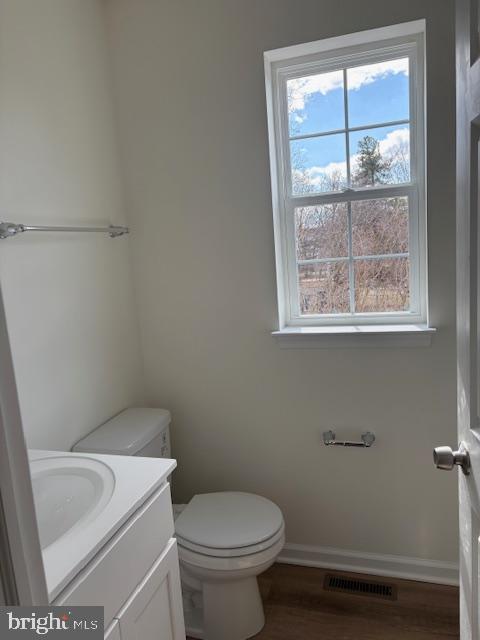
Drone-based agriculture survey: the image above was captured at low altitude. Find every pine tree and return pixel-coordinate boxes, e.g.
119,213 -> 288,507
354,135 -> 391,186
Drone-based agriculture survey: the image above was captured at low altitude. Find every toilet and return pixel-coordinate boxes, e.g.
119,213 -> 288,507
73,408 -> 285,640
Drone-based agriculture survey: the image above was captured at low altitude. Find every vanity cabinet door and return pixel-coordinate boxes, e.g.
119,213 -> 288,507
116,538 -> 186,640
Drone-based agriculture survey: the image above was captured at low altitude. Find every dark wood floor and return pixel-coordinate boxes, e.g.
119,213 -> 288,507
255,564 -> 459,640
188,563 -> 459,640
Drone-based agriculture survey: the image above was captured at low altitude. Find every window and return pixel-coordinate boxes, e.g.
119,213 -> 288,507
265,22 -> 427,331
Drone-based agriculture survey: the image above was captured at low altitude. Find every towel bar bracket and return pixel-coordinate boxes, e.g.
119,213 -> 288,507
0,222 -> 25,239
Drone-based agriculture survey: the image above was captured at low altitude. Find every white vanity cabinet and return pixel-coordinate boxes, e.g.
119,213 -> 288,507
53,481 -> 186,640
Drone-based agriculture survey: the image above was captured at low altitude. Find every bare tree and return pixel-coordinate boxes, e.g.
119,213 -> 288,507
384,137 -> 410,183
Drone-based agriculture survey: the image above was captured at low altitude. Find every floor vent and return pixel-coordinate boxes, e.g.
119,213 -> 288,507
324,574 -> 397,601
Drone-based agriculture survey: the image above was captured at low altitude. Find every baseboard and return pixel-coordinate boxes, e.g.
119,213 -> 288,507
277,543 -> 459,586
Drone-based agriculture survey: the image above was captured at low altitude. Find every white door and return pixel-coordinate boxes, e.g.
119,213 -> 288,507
0,284 -> 47,605
435,0 -> 480,638
116,539 -> 186,640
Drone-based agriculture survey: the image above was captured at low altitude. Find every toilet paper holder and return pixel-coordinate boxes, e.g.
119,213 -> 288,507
323,430 -> 375,448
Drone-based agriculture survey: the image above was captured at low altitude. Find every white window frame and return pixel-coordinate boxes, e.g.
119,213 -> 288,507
264,21 -> 427,332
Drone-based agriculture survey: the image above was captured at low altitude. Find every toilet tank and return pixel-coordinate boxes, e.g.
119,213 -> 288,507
72,408 -> 171,458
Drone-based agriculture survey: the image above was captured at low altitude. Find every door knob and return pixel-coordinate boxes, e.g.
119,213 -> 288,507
433,443 -> 470,475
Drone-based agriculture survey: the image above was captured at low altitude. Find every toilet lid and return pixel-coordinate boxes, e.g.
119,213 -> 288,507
174,492 -> 283,551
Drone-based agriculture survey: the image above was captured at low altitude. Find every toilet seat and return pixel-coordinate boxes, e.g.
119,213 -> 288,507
175,492 -> 284,558
178,530 -> 286,573
177,521 -> 285,557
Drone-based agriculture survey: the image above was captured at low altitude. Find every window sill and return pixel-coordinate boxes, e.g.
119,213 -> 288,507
272,324 -> 436,349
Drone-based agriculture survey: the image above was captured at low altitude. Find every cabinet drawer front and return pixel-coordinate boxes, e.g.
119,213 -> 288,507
116,539 -> 186,640
54,483 -> 174,627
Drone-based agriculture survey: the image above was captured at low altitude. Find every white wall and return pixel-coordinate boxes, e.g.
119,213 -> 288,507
0,0 -> 145,451
105,0 -> 458,563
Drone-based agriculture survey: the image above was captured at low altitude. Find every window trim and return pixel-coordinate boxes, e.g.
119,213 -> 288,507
264,21 -> 427,330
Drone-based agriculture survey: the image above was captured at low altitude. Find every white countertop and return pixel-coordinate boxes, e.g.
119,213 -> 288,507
29,449 -> 176,601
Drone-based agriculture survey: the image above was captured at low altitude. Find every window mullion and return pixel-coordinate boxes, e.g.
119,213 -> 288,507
347,201 -> 355,314
343,68 -> 352,187
343,68 -> 356,315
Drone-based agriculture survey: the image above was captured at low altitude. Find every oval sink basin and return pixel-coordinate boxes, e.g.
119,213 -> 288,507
31,456 -> 115,550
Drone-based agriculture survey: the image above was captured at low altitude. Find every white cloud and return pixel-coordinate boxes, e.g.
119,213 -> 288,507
288,58 -> 409,113
378,127 -> 409,154
295,127 -> 410,187
348,58 -> 409,92
288,70 -> 343,112
306,161 -> 347,183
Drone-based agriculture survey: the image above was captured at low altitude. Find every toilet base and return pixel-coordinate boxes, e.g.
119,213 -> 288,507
177,522 -> 285,640
184,608 -> 204,639
182,587 -> 204,638
182,577 -> 265,640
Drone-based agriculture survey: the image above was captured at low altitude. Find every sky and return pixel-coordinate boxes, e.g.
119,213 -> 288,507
287,57 -> 410,191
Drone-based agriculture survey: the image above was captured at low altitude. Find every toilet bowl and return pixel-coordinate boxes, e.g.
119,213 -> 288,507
175,492 -> 285,640
72,409 -> 285,640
